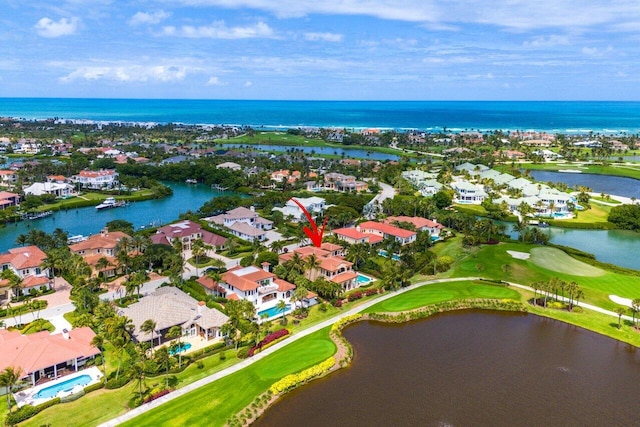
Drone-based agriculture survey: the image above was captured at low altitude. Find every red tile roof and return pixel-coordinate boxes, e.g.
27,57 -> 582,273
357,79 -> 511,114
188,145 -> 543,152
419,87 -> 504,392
358,221 -> 416,239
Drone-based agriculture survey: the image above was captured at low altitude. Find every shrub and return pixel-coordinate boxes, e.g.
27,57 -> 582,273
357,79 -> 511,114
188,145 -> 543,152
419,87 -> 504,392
84,381 -> 105,393
105,376 -> 129,389
236,347 -> 250,359
248,329 -> 290,357
219,352 -> 227,361
333,299 -> 343,308
364,288 -> 378,296
347,291 -> 363,302
143,389 -> 171,404
319,303 -> 328,312
270,357 -> 335,394
331,314 -> 362,332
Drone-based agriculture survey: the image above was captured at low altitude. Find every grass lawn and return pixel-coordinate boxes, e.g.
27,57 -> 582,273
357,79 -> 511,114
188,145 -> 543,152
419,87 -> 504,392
363,280 -> 521,313
550,204 -> 614,228
529,247 -> 604,277
120,328 -> 336,427
517,162 -> 640,181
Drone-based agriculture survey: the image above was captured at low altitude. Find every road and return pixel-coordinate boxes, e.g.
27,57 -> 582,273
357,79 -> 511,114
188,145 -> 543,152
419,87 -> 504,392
98,275 -> 630,427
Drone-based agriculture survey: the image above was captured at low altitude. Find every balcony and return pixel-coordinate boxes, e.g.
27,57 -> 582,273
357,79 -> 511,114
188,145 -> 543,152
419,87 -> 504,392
257,283 -> 278,294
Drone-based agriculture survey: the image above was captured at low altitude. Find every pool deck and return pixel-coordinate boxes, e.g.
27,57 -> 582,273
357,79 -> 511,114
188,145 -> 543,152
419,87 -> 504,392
14,366 -> 103,408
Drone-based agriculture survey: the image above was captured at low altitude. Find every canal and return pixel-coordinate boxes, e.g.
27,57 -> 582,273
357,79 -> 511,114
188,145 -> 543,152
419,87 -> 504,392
255,311 -> 640,427
0,182 -> 227,252
221,143 -> 401,161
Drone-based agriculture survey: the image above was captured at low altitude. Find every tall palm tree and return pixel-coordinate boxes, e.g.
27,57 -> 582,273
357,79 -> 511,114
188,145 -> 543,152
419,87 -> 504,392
95,257 -> 111,282
269,240 -> 284,254
292,286 -> 308,309
167,326 -> 183,368
191,238 -> 206,276
90,334 -> 108,378
305,254 -> 321,280
154,346 -> 171,388
276,299 -> 288,324
129,357 -> 148,398
632,299 -> 640,327
0,366 -> 22,411
140,319 -> 157,353
615,307 -> 626,329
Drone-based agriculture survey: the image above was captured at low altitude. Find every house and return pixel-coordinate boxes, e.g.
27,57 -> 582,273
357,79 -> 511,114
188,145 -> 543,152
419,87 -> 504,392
23,182 -> 74,198
278,243 -> 359,292
0,327 -> 99,386
69,229 -> 130,277
451,181 -> 487,204
0,170 -> 17,187
151,220 -> 227,251
216,162 -> 241,171
217,264 -> 296,315
455,162 -> 489,176
357,221 -> 417,245
204,207 -> 273,243
383,216 -> 444,238
0,246 -> 51,298
272,196 -> 326,222
0,191 -> 20,209
118,287 -> 229,344
71,169 -> 119,189
323,173 -> 368,192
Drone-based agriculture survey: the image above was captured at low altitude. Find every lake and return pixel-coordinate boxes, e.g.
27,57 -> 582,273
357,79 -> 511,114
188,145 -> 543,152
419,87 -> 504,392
0,182 -> 226,252
529,170 -> 640,199
255,311 -> 640,427
221,143 -> 401,161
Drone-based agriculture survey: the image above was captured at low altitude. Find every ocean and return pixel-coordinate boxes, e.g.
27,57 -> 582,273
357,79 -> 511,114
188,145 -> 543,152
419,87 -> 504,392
1,98 -> 640,134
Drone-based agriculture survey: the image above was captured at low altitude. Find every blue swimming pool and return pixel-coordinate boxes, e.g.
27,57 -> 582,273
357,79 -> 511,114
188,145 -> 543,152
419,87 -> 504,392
258,304 -> 291,319
34,374 -> 92,399
378,250 -> 401,261
356,274 -> 372,284
169,342 -> 192,355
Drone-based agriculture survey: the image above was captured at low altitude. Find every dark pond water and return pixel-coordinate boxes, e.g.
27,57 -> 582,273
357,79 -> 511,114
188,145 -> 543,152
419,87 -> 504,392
528,170 -> 640,199
0,182 -> 228,252
255,311 -> 640,427
221,143 -> 400,161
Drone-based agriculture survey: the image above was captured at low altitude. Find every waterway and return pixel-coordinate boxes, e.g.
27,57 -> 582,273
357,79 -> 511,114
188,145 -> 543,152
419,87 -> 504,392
0,182 -> 226,252
529,170 -> 640,199
221,143 -> 400,162
255,311 -> 640,427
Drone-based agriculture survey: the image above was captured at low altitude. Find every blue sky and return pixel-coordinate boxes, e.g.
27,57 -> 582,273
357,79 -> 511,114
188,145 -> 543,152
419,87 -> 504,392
2,0 -> 640,100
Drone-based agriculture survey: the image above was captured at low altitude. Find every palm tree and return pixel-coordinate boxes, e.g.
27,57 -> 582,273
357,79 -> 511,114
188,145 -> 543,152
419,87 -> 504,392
129,357 -> 148,398
305,254 -> 321,280
167,326 -> 183,368
154,346 -> 171,388
276,300 -> 287,324
615,307 -> 626,329
95,257 -> 111,283
292,286 -> 308,309
632,298 -> 640,327
0,366 -> 22,411
141,319 -> 157,353
269,240 -> 284,254
191,238 -> 206,276
90,334 -> 108,378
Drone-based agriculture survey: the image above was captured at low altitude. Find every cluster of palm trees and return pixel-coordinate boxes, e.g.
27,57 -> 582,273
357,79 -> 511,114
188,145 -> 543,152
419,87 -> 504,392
0,366 -> 22,412
531,278 -> 583,310
614,298 -> 640,330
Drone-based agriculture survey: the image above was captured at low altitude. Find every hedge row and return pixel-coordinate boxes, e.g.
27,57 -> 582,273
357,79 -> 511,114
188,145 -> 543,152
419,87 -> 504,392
4,397 -> 60,426
331,314 -> 362,332
248,329 -> 289,357
269,356 -> 335,395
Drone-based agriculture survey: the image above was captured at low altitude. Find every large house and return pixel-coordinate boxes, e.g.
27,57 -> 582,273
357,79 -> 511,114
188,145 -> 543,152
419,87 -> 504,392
118,287 -> 229,344
0,327 -> 99,386
278,243 -> 359,292
357,221 -> 417,245
0,246 -> 51,299
0,191 -> 20,209
322,173 -> 368,192
451,181 -> 487,204
383,216 -> 444,238
0,170 -> 17,187
23,182 -> 74,198
69,229 -> 130,277
215,264 -> 296,316
272,196 -> 326,222
204,207 -> 273,242
151,220 -> 227,251
71,169 -> 119,189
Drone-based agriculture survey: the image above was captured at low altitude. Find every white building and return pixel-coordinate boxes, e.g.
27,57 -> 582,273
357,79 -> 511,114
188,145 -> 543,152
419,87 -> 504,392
71,169 -> 119,189
23,182 -> 74,198
204,206 -> 273,242
451,181 -> 487,204
272,196 -> 327,222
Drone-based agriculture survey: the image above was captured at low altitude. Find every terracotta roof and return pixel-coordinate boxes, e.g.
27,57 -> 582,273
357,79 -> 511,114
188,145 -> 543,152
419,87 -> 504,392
358,221 -> 416,239
320,242 -> 343,252
332,227 -> 369,240
331,271 -> 358,284
3,246 -> 47,269
196,276 -> 226,294
70,231 -> 130,252
221,266 -> 275,292
274,278 -> 295,292
22,275 -> 50,289
0,327 -> 99,376
384,216 -> 443,230
320,257 -> 353,272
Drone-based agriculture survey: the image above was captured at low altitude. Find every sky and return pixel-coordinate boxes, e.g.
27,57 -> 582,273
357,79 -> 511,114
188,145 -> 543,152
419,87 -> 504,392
2,0 -> 640,100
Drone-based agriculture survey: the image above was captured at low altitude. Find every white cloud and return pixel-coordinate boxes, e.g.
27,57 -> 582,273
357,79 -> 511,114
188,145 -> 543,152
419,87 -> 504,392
244,81 -> 253,87
34,17 -> 80,38
162,21 -> 275,39
523,35 -> 571,48
304,32 -> 343,42
582,46 -> 614,56
206,76 -> 222,85
60,64 -> 189,83
129,11 -> 172,26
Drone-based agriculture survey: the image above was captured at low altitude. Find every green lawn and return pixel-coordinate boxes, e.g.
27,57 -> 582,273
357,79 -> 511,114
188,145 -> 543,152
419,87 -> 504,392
517,162 -> 640,181
529,247 -> 604,276
120,328 -> 336,427
363,280 -> 521,313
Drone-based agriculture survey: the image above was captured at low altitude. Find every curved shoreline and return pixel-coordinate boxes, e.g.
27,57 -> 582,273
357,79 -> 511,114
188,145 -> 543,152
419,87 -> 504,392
100,276 -> 638,427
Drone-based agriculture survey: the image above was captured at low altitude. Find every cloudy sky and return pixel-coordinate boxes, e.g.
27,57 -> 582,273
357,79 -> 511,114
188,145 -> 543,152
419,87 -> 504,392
2,0 -> 640,100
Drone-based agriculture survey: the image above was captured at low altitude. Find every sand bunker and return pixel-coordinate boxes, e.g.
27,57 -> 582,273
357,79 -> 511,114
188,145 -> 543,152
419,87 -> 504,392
507,250 -> 530,260
609,295 -> 633,307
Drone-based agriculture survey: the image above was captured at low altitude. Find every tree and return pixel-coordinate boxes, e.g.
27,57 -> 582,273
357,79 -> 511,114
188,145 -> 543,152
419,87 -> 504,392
129,357 -> 148,398
167,326 -> 184,368
95,257 -> 111,283
106,219 -> 134,236
191,238 -> 207,276
141,319 -> 157,353
292,285 -> 308,309
615,307 -> 626,329
154,346 -> 171,388
90,334 -> 108,378
305,254 -> 321,279
0,366 -> 22,411
632,298 -> 640,327
276,299 -> 288,324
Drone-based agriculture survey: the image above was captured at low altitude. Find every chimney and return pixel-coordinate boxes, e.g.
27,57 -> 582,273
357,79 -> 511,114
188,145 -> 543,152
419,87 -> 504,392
250,206 -> 255,212
62,329 -> 70,340
261,262 -> 270,272
198,300 -> 206,314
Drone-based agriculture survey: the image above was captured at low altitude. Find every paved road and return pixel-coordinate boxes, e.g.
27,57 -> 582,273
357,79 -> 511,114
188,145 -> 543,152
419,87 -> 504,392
99,275 -> 631,427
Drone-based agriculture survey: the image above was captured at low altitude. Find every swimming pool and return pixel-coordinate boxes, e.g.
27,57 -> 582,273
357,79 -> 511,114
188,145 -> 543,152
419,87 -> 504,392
356,274 -> 372,284
34,374 -> 92,399
169,342 -> 192,355
378,250 -> 401,261
257,304 -> 291,319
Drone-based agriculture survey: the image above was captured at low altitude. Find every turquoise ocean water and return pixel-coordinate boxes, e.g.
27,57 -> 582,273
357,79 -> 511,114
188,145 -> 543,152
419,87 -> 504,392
1,98 -> 640,133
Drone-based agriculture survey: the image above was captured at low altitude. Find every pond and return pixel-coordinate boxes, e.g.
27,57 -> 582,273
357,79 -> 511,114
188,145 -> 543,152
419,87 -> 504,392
255,311 -> 640,427
528,170 -> 640,199
221,143 -> 400,161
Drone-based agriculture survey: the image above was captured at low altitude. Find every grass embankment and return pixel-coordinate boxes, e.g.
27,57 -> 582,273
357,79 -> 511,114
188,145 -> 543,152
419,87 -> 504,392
119,329 -> 335,427
32,190 -> 158,213
547,203 -> 615,229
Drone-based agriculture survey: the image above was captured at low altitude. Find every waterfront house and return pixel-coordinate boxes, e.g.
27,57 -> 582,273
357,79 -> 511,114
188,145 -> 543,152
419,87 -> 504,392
0,170 -> 17,187
451,181 -> 487,204
216,162 -> 242,171
151,220 -> 227,250
0,327 -> 99,386
71,169 -> 119,189
118,286 -> 229,344
204,207 -> 273,243
0,246 -> 51,297
357,221 -> 417,245
272,196 -> 327,222
0,191 -> 20,209
383,216 -> 444,238
216,264 -> 296,315
69,229 -> 130,277
323,172 -> 368,192
23,182 -> 74,198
